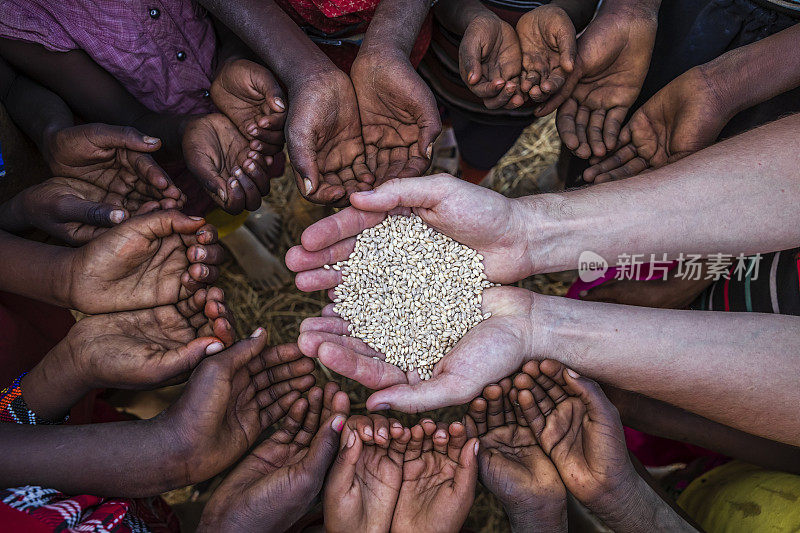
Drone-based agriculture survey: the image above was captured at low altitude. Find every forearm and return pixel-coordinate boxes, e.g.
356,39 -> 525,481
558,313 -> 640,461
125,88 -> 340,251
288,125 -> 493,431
21,338 -> 90,422
519,113 -> 800,274
532,294 -> 800,445
0,230 -> 72,308
360,0 -> 430,57
598,0 -> 660,18
0,421 -> 188,497
699,24 -> 800,119
434,0 -> 490,35
132,113 -> 196,160
606,386 -> 800,475
597,474 -> 697,533
3,73 -> 73,157
550,0 -> 599,30
197,0 -> 337,92
211,16 -> 254,76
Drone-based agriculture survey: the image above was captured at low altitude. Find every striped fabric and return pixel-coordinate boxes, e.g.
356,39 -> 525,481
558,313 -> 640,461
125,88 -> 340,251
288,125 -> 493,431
0,374 -> 63,425
693,249 -> 800,315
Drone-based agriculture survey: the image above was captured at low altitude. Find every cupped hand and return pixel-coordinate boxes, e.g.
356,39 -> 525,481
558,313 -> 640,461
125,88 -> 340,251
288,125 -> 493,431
285,174 -> 536,291
183,113 -> 273,214
211,58 -> 286,154
517,5 -> 576,103
43,123 -> 183,203
66,209 -> 224,314
297,286 -> 535,413
460,12 -> 526,109
161,331 -> 319,485
548,10 -> 658,158
351,49 -> 441,183
198,382 -> 351,533
515,359 -> 638,511
66,287 -> 236,390
583,66 -> 728,183
324,414 -> 411,533
465,379 -> 567,531
392,419 -> 479,533
13,175 -> 179,245
285,68 -> 373,206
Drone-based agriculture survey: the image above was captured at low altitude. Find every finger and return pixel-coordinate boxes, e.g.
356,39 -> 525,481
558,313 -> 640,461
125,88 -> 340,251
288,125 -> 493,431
454,438 -> 480,494
298,328 -> 382,360
317,341 -> 407,390
285,236 -> 356,272
89,124 -> 162,153
212,329 -> 270,375
255,376 -> 316,410
557,27 -> 577,73
602,156 -> 649,182
369,414 -> 392,447
582,144 -> 637,183
126,209 -> 206,240
298,208 -> 388,252
484,384 -> 505,430
258,390 -> 303,428
328,424 -> 362,492
54,196 -> 128,228
405,424 -> 425,461
562,367 -> 621,427
447,421 -> 467,462
232,167 -> 263,212
366,373 -> 468,413
127,151 -> 174,193
603,107 -> 629,152
247,342 -> 307,374
294,386 -> 324,448
459,30 -> 491,89
500,378 -> 516,426
158,336 -> 225,379
253,357 -> 316,389
271,396 -> 308,443
483,81 -> 518,110
347,414 -> 376,443
467,397 -> 488,435
301,412 -> 348,474
187,243 -> 224,265
574,105 -> 591,158
286,124 -> 321,198
517,388 -> 546,439
556,99 -> 579,150
432,424 -> 449,455
349,174 -> 462,213
188,263 -> 220,285
534,370 -> 569,405
587,109 -> 607,158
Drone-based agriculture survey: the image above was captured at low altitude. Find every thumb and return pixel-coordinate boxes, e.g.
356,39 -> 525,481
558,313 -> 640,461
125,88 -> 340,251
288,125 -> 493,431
159,336 -> 225,379
454,438 -> 480,492
55,196 -> 128,227
303,412 -> 348,474
366,372 -> 464,413
215,328 -> 270,372
557,28 -> 577,73
89,124 -> 161,153
123,209 -> 206,240
286,121 -> 321,197
458,30 -> 483,86
350,174 -> 458,213
562,368 -> 621,427
328,425 -> 362,491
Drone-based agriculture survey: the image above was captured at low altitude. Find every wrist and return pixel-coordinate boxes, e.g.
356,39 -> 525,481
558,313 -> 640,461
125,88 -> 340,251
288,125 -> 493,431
598,0 -> 660,21
41,123 -> 66,168
695,58 -> 750,121
283,57 -> 341,95
506,500 -> 567,533
21,337 -> 90,421
0,192 -> 32,233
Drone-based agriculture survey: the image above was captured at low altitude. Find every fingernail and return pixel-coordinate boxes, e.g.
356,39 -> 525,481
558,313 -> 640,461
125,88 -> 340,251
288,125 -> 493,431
274,97 -> 285,111
250,327 -> 264,338
247,161 -> 256,172
332,415 -> 346,432
248,125 -> 258,135
426,143 -> 433,159
434,429 -> 446,440
109,210 -> 127,224
373,403 -> 390,411
265,155 -> 273,165
189,215 -> 204,221
230,178 -> 240,189
473,440 -> 480,455
392,421 -> 401,429
217,188 -> 227,202
195,247 -> 207,261
143,136 -> 160,145
201,265 -> 209,277
363,426 -> 373,437
206,341 -> 224,354
347,429 -> 357,447
233,168 -> 243,179
354,189 -> 376,197
566,368 -> 580,378
378,427 -> 388,440
304,178 -> 313,194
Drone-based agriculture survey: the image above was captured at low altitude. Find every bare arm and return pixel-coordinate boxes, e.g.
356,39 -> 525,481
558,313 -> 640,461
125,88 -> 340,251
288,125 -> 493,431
529,294 -> 800,446
360,0 -> 429,57
0,230 -> 72,308
523,113 -> 800,274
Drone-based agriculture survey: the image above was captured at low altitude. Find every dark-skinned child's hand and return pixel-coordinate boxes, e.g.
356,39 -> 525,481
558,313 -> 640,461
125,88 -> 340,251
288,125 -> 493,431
392,419 -> 479,533
583,66 -> 728,183
183,113 -> 273,214
285,68 -> 373,206
198,382 -> 351,533
22,287 -> 237,421
516,360 -> 698,532
460,11 -> 526,110
351,49 -> 441,184
465,378 -> 567,532
517,5 -> 577,104
65,209 -> 223,314
324,414 -> 411,533
211,58 -> 286,155
545,7 -> 658,158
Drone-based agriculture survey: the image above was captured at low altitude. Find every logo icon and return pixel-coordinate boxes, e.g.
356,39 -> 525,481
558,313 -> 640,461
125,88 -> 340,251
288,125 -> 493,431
578,251 -> 608,283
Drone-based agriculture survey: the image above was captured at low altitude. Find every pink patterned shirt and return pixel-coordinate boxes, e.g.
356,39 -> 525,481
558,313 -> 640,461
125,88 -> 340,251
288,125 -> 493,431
0,0 -> 217,115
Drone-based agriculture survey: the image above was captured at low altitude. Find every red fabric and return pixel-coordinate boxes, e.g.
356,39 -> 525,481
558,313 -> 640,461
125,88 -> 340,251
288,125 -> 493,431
0,503 -> 52,533
275,0 -> 432,73
624,427 -> 723,467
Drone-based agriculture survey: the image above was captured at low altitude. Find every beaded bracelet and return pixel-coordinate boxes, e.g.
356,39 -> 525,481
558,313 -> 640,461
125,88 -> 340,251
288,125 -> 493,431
0,373 -> 67,425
